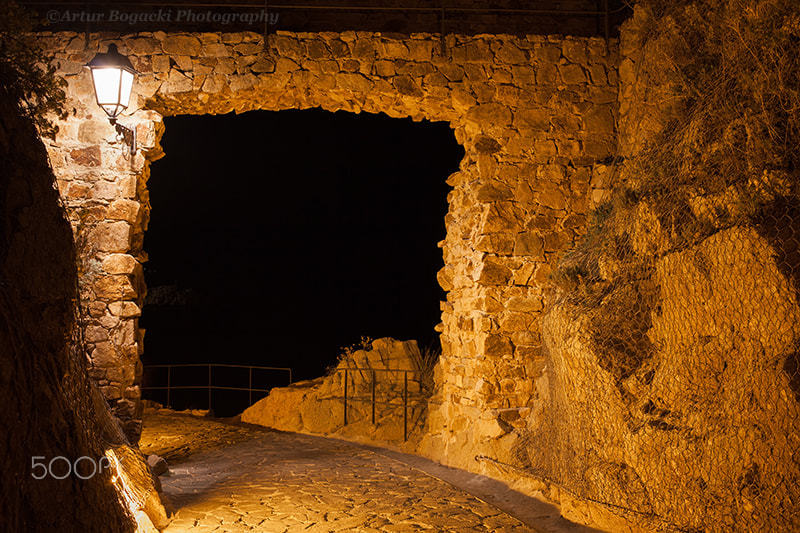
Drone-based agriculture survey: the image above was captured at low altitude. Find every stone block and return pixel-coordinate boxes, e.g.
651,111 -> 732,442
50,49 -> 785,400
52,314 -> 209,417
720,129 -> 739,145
102,253 -> 137,275
467,103 -> 512,127
500,312 -> 534,331
536,182 -> 567,210
88,301 -> 107,318
108,301 -> 141,318
437,266 -> 454,291
534,44 -> 561,62
70,146 -> 101,167
476,259 -> 512,285
152,55 -> 171,73
476,234 -> 515,255
250,58 -> 275,73
439,64 -> 465,82
352,39 -> 375,60
166,70 -> 192,93
94,275 -> 137,300
483,335 -> 513,358
543,231 -> 571,252
533,140 -> 558,159
89,181 -> 118,200
584,105 -> 616,135
381,41 -> 409,58
562,40 -> 588,63
162,35 -> 201,55
507,296 -> 544,313
230,74 -> 257,92
408,40 -> 433,62
475,181 -> 513,202
77,120 -> 109,144
516,108 -> 550,131
514,232 -> 544,257
588,63 -> 608,85
551,113 -> 583,134
393,75 -> 423,97
203,43 -> 229,57
64,181 -> 90,199
201,75 -> 225,93
234,42 -> 261,55
482,202 -> 524,234
536,62 -> 558,84
113,319 -> 137,345
92,341 -> 119,368
106,199 -> 140,223
94,221 -> 131,253
495,43 -> 526,64
85,325 -> 109,343
127,37 -> 160,55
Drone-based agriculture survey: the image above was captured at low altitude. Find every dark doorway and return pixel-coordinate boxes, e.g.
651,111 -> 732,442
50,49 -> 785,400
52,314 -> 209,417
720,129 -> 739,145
140,108 -> 463,415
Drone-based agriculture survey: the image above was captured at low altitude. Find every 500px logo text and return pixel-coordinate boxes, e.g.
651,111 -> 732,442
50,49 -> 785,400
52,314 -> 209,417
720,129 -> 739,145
31,456 -> 112,480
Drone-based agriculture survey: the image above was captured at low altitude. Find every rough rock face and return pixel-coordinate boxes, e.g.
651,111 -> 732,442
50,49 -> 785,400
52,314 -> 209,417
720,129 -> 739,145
242,338 -> 427,442
538,226 -> 800,531
0,85 -> 135,532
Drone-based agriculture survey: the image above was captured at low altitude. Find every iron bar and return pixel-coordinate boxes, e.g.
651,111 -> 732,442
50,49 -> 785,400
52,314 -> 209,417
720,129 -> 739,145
142,363 -> 293,410
403,371 -> 408,441
145,385 -> 275,392
343,368 -> 348,426
371,370 -> 376,425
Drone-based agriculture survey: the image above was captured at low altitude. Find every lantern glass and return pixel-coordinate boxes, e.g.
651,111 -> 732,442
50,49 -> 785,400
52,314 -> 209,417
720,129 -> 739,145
90,67 -> 134,119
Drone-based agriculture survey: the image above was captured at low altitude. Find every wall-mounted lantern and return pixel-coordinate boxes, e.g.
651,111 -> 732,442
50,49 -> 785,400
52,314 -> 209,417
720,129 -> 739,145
87,44 -> 137,155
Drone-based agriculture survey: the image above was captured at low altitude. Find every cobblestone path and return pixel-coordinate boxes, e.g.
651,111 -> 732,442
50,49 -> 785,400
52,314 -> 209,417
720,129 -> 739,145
160,430 -> 538,532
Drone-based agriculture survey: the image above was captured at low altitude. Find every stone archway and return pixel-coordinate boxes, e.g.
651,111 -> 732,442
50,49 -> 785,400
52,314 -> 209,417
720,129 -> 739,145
43,30 -> 618,466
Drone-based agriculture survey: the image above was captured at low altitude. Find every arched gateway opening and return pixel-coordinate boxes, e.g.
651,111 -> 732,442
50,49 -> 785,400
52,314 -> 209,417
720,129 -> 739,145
46,25 -> 616,495
140,108 -> 463,414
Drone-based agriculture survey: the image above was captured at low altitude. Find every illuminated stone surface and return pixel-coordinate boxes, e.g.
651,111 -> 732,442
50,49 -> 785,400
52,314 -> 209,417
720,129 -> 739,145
42,30 -> 618,456
160,430 -> 536,532
37,12 -> 800,531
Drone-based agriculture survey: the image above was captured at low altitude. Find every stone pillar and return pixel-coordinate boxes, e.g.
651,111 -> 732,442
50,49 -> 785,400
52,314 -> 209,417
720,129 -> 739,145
43,33 -> 164,441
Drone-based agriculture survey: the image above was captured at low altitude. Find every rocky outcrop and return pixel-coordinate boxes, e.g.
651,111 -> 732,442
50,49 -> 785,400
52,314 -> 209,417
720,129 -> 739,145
538,225 -> 800,531
242,338 -> 428,443
0,84 -> 135,531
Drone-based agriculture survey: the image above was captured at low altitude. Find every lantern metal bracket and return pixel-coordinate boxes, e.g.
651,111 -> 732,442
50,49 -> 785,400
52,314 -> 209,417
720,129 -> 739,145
110,117 -> 136,155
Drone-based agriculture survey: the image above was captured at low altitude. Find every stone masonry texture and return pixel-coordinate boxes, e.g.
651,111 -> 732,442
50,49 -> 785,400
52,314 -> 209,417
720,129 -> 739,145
42,30 -> 619,453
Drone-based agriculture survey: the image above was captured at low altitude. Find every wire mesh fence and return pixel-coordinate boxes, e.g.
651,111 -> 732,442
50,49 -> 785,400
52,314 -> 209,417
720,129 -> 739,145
506,1 -> 800,531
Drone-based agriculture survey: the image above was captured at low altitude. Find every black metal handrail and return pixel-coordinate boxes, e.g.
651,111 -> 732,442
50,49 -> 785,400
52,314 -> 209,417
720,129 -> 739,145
332,366 -> 426,441
142,363 -> 292,410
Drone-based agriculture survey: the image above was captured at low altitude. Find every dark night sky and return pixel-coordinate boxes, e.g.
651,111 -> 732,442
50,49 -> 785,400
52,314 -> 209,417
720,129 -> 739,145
140,109 -> 463,384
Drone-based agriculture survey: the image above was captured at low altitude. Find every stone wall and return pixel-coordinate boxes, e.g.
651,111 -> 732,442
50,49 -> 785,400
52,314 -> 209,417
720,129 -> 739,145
42,29 -> 619,451
0,81 -> 136,532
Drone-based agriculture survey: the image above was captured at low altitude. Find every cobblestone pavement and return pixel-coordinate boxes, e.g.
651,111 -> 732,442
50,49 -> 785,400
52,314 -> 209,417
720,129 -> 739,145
159,430 -> 538,532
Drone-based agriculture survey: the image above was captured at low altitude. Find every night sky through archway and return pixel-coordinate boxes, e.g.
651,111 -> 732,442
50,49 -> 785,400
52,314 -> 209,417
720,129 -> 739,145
140,109 -> 463,409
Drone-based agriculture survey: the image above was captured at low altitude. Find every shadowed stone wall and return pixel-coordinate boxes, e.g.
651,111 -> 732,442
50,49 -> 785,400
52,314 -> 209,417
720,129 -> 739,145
40,29 -> 619,466
0,80 -> 136,533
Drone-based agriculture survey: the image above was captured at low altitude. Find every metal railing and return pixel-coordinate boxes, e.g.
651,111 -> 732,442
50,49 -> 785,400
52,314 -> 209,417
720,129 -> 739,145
332,367 -> 426,441
142,363 -> 292,410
